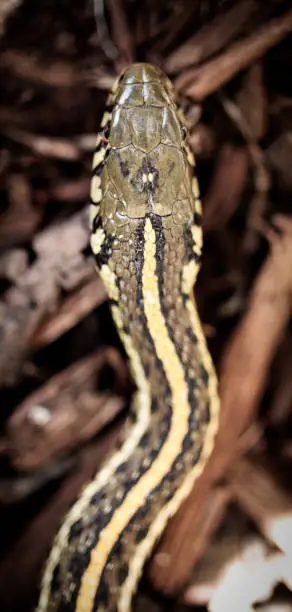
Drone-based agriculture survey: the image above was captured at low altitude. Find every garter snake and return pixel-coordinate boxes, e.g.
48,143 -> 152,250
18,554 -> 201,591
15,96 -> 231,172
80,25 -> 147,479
37,63 -> 220,612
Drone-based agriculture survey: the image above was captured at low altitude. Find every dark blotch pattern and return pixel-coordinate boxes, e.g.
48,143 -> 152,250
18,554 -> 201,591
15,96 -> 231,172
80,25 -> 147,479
193,211 -> 202,226
184,222 -> 200,265
116,150 -> 130,177
51,564 -> 61,594
68,521 -> 83,543
95,233 -> 114,268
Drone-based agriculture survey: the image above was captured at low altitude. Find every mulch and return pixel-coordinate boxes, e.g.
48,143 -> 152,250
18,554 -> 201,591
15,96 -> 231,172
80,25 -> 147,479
0,1 -> 291,610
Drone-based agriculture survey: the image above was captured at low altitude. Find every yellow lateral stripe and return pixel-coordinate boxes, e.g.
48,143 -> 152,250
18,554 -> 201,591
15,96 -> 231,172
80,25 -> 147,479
76,217 -> 191,612
99,264 -> 119,301
196,198 -> 202,215
191,224 -> 202,252
36,318 -> 151,612
90,229 -> 105,255
92,149 -> 106,172
186,296 -> 218,388
187,148 -> 195,167
119,299 -> 220,612
101,111 -> 111,128
91,175 -> 102,204
192,175 -> 200,200
182,260 -> 200,295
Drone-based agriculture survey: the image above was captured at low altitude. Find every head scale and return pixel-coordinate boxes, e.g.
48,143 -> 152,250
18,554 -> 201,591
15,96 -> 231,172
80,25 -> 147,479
95,63 -> 194,226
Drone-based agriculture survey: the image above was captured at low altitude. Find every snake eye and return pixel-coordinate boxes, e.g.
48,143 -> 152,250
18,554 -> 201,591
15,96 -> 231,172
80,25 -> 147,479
104,123 -> 111,142
181,125 -> 187,140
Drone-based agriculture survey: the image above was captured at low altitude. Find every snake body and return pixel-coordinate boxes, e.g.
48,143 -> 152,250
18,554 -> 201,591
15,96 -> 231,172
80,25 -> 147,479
37,63 -> 220,612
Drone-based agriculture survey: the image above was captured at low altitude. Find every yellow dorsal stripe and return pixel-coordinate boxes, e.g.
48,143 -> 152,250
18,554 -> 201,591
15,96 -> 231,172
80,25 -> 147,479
119,302 -> 220,612
75,217 -> 191,612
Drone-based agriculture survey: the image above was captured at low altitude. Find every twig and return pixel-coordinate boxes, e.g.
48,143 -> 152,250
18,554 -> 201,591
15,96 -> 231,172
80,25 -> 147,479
203,144 -> 249,233
165,0 -> 256,73
93,0 -> 118,60
0,51 -> 81,87
107,0 -> 134,70
31,276 -> 106,350
3,127 -> 81,160
175,9 -> 292,101
220,94 -> 270,250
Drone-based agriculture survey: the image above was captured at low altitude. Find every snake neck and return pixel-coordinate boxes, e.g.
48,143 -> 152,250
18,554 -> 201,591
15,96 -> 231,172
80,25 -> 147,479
99,212 -> 211,480
37,213 -> 214,612
74,211 -> 212,612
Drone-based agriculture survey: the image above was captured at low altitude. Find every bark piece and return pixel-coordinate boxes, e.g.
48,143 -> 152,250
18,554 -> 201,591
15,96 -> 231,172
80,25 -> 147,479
175,10 -> 292,101
6,348 -> 129,470
165,0 -> 256,73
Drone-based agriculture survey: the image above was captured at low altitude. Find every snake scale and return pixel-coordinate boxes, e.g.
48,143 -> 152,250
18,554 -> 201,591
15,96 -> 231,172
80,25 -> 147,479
37,63 -> 220,612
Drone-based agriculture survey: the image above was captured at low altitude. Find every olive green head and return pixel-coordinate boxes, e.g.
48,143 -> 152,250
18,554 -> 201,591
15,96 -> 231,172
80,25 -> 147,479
100,63 -> 194,223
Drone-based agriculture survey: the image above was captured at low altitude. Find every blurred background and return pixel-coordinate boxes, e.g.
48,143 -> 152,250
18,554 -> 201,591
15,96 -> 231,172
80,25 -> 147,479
0,1 -> 292,610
